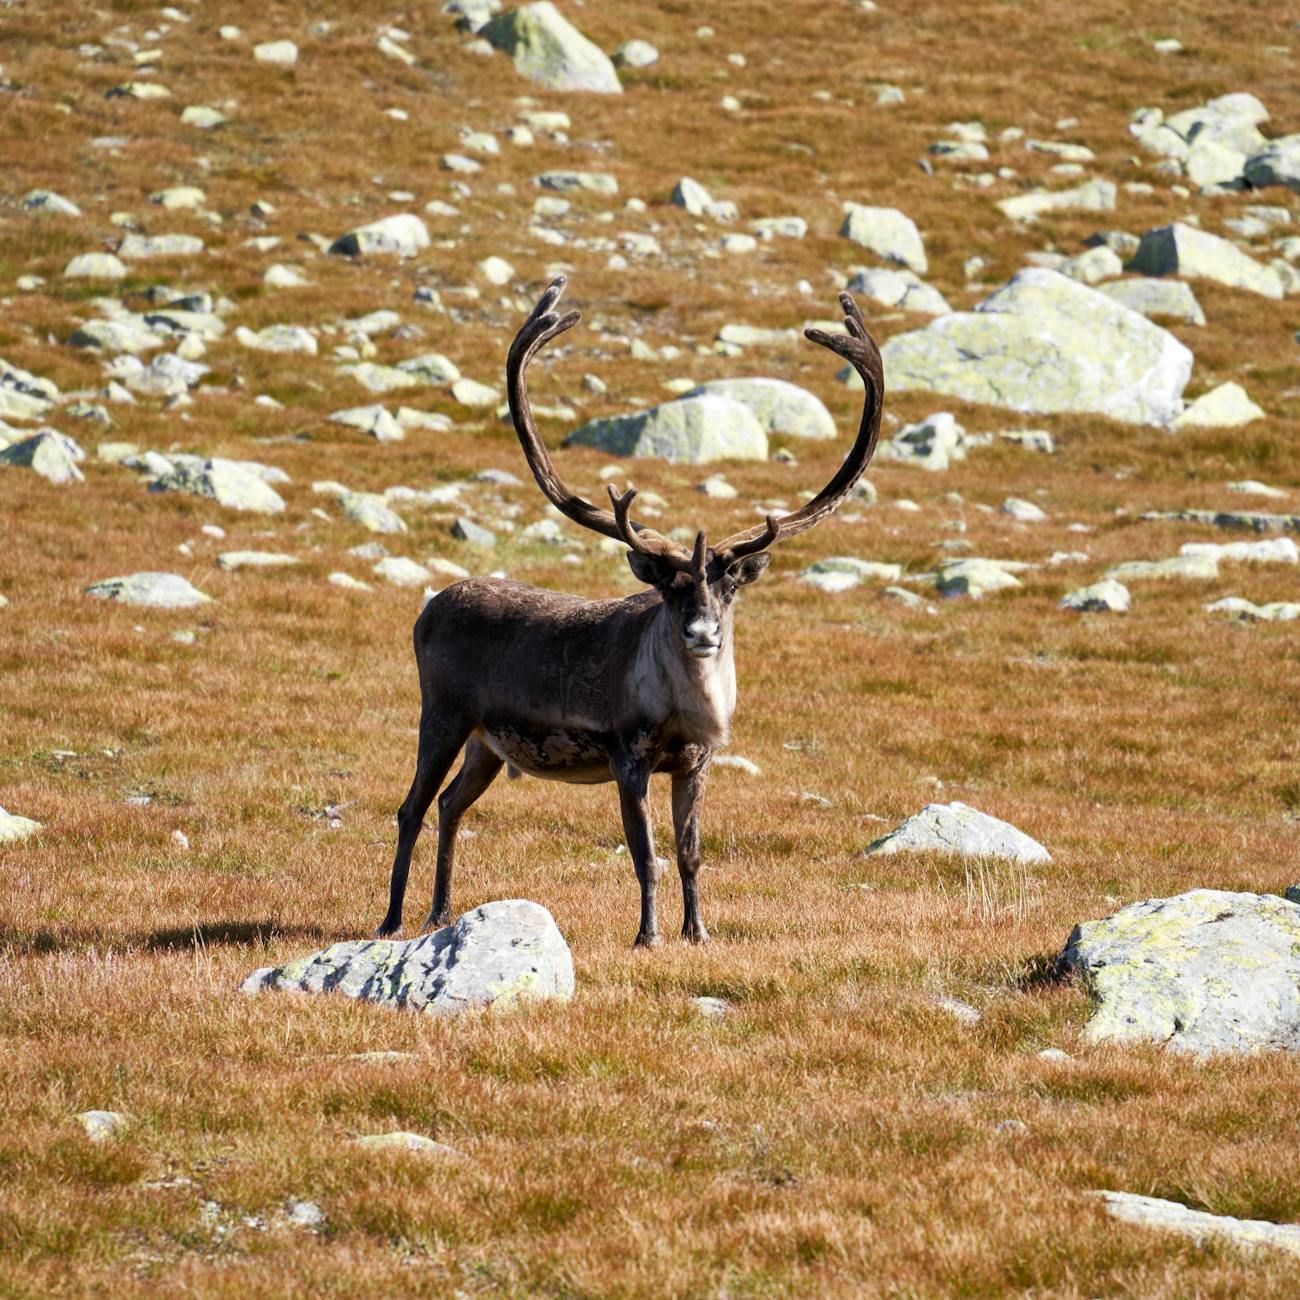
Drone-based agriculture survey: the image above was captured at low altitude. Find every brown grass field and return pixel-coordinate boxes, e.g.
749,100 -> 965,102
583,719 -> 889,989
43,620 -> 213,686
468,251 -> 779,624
1,0 -> 1299,1294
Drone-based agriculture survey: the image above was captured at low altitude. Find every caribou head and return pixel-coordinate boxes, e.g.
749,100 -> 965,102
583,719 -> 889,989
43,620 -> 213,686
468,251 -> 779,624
377,276 -> 883,947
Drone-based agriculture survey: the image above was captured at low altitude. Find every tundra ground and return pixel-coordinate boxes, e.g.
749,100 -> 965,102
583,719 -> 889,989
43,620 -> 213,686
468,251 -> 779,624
1,1 -> 1299,1295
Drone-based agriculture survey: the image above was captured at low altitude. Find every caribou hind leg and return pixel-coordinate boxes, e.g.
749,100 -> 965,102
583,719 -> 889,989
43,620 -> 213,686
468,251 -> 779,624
377,708 -> 471,938
424,736 -> 503,930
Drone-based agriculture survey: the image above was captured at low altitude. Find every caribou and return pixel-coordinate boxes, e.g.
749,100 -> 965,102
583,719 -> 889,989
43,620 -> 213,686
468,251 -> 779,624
377,277 -> 883,947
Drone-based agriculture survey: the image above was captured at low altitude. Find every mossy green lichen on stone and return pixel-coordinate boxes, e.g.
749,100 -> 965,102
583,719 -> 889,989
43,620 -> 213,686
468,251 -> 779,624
1060,889 -> 1300,1053
879,268 -> 1192,427
481,3 -> 622,94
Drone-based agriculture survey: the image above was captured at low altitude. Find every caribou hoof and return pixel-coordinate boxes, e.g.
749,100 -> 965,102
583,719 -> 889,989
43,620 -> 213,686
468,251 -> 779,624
421,910 -> 451,932
634,931 -> 664,949
682,925 -> 711,945
375,919 -> 402,939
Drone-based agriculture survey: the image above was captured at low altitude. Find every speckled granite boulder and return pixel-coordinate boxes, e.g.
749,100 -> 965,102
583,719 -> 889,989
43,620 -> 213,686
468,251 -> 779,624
481,2 -> 622,94
865,801 -> 1050,862
565,394 -> 767,464
681,378 -> 835,440
241,899 -> 574,1015
1093,1191 -> 1300,1258
1061,889 -> 1300,1053
880,269 -> 1192,427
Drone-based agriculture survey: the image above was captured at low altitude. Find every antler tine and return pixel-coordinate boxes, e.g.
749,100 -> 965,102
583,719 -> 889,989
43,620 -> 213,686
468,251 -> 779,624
505,279 -> 690,567
605,483 -> 695,571
713,292 -> 884,563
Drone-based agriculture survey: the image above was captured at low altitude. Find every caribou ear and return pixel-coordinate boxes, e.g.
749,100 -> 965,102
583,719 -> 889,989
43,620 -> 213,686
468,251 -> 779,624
729,553 -> 771,586
627,549 -> 677,589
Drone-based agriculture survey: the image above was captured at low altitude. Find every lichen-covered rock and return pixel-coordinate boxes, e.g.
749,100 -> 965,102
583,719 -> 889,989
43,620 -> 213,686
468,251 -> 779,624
880,269 -> 1192,427
328,214 -> 430,258
481,2 -> 622,94
64,252 -> 127,280
534,169 -> 618,195
671,176 -> 712,215
1205,597 -> 1300,622
1061,579 -> 1130,612
847,266 -> 951,315
839,204 -> 927,273
241,899 -> 574,1014
85,572 -> 213,609
1170,381 -> 1264,430
150,458 -> 286,513
0,431 -> 86,484
1060,889 -> 1300,1053
329,405 -> 403,441
0,806 -> 42,842
117,233 -> 204,260
68,316 -> 163,354
681,378 -> 835,440
1093,1191 -> 1300,1259
217,551 -> 300,571
565,394 -> 768,464
877,411 -> 970,471
1243,135 -> 1300,194
935,557 -> 1026,598
866,801 -> 1051,863
1182,537 -> 1298,564
1098,277 -> 1205,326
341,490 -> 407,534
1127,223 -> 1284,298
75,1110 -> 130,1142
1107,554 -> 1218,581
996,178 -> 1116,222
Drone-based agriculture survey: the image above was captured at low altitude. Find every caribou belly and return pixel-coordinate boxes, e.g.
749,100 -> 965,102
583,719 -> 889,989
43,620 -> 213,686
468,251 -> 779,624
476,723 -> 614,784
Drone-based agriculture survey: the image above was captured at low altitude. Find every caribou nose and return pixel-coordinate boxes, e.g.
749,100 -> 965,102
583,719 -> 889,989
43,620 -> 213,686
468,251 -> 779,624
685,616 -> 722,656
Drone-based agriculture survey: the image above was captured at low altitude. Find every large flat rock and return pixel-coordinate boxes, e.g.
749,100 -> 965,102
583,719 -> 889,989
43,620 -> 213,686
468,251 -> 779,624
880,268 -> 1192,427
242,899 -> 575,1014
1127,222 -> 1284,298
1061,889 -> 1300,1053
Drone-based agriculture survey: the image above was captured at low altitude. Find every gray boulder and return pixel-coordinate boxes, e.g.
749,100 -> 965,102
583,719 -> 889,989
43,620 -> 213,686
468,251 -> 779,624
565,394 -> 768,464
150,458 -> 286,513
1206,597 -> 1300,622
1244,135 -> 1300,193
0,431 -> 86,484
85,572 -> 213,609
846,267 -> 950,315
1061,579 -> 1130,612
22,189 -> 81,216
1061,889 -> 1300,1053
880,269 -> 1193,427
671,176 -> 712,215
681,378 -> 835,440
1170,381 -> 1264,430
1127,223 -> 1283,298
1107,554 -> 1218,581
866,801 -> 1051,863
936,557 -> 1026,598
117,233 -> 204,260
481,3 -> 622,94
534,170 -> 619,195
329,405 -> 403,441
64,252 -> 127,280
342,490 -> 407,534
839,204 -> 926,273
241,899 -> 575,1014
1093,1191 -> 1300,1259
328,214 -> 431,258
68,316 -> 162,354
996,179 -> 1116,222
612,39 -> 659,69
1098,278 -> 1205,326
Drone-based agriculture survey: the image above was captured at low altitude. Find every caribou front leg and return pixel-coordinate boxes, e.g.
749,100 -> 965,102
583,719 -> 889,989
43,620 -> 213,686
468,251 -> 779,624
612,745 -> 660,948
671,747 -> 711,943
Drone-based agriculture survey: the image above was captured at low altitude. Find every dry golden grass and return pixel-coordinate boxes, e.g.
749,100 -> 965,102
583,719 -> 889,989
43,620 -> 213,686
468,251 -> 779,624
2,0 -> 1299,1294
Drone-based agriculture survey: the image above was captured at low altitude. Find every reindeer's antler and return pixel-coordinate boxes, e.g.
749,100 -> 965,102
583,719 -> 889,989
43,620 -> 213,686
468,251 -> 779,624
712,291 -> 884,567
506,277 -> 695,572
